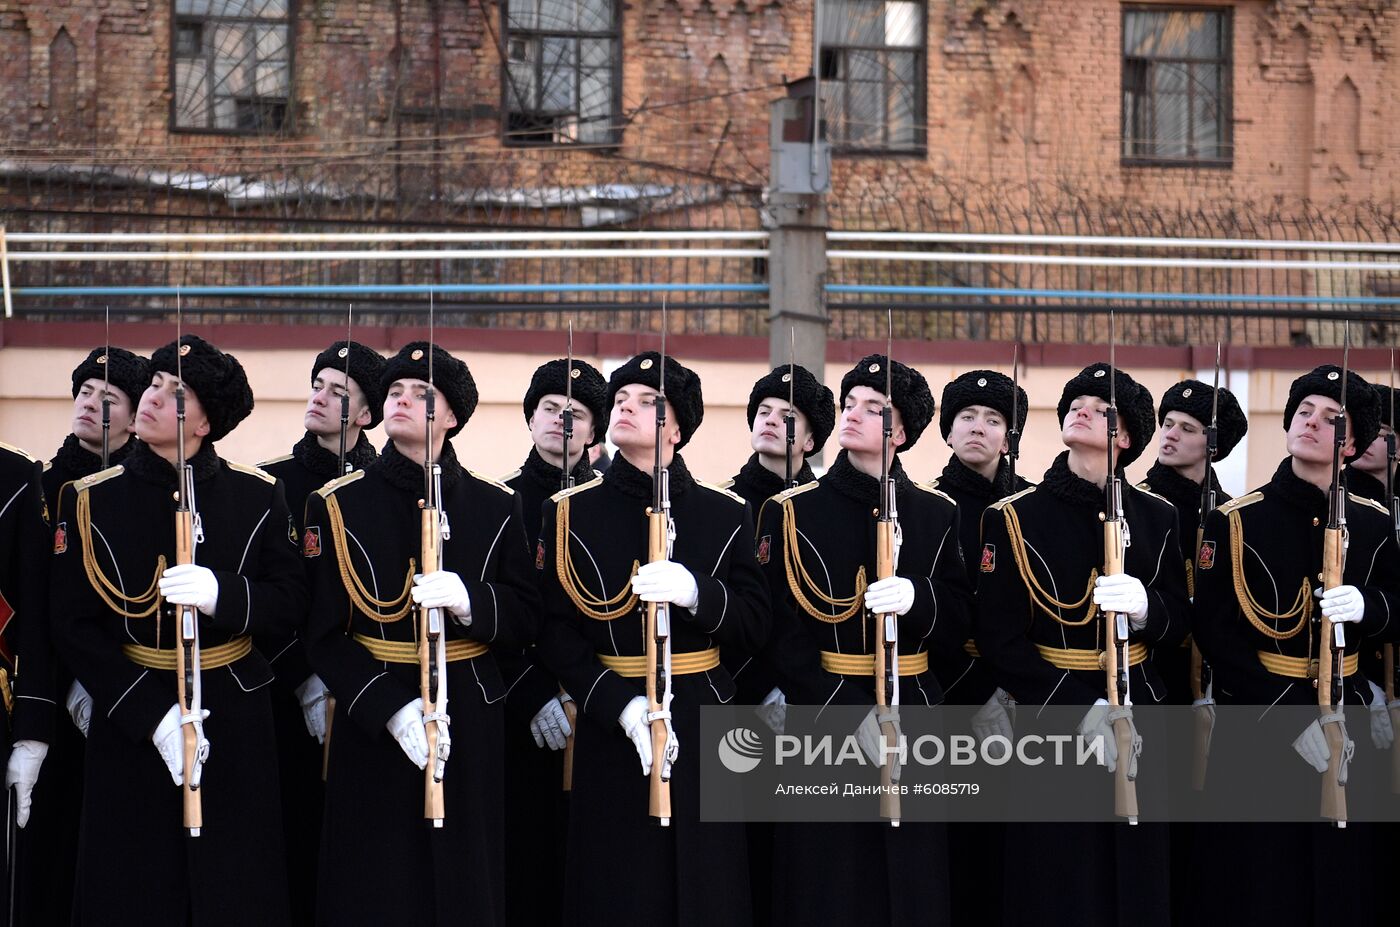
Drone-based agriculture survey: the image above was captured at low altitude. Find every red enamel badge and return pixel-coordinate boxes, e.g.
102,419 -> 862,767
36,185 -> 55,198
535,539 -> 546,570
980,543 -> 996,573
1197,540 -> 1215,571
756,535 -> 771,565
53,522 -> 67,555
302,526 -> 322,559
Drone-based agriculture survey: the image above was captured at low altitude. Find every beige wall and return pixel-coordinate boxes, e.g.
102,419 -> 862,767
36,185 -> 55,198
0,344 -> 1377,498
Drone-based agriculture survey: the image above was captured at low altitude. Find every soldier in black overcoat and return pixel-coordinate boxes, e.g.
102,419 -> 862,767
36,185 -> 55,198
498,356 -> 607,927
924,368 -> 1031,927
720,362 -> 834,927
975,362 -> 1189,927
754,354 -> 971,927
49,334 -> 305,926
535,351 -> 771,927
20,346 -> 148,926
0,439 -> 55,921
1190,365 -> 1400,926
304,342 -> 539,927
257,338 -> 386,925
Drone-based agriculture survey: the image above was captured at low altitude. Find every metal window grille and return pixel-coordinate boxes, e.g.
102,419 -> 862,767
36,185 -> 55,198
1122,6 -> 1232,166
820,0 -> 925,154
171,0 -> 293,134
502,0 -> 621,147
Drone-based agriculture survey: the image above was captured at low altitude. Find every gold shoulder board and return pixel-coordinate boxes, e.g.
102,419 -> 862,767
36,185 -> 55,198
698,480 -> 745,505
1217,491 -> 1263,516
0,441 -> 38,463
76,464 -> 124,491
988,484 -> 1036,512
1348,492 -> 1390,516
913,482 -> 957,507
316,469 -> 365,499
257,453 -> 294,468
228,461 -> 277,485
469,469 -> 515,495
551,477 -> 602,504
498,468 -> 522,484
1135,485 -> 1174,509
774,480 -> 821,503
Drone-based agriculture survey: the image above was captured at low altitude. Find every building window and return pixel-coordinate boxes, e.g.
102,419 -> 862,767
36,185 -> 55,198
1122,7 -> 1231,165
172,1 -> 292,134
503,0 -> 620,146
819,0 -> 925,154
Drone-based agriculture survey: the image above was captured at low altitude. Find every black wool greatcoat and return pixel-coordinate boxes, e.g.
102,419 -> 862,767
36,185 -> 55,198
753,451 -> 973,927
304,441 -> 539,927
498,447 -> 598,927
258,430 -> 378,926
974,452 -> 1190,927
926,454 -> 1032,706
535,451 -> 770,927
1137,459 -> 1230,705
1188,458 -> 1400,927
49,441 -> 306,927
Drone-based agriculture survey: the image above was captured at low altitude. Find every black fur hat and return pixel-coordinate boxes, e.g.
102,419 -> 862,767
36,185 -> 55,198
380,342 -> 478,439
311,341 -> 389,429
1284,365 -> 1379,461
1158,379 -> 1248,460
150,335 -> 254,443
939,369 -> 1028,442
839,354 -> 935,451
71,346 -> 150,408
747,364 -> 836,453
524,358 -> 609,447
1374,384 -> 1399,431
1057,362 -> 1156,470
607,351 -> 704,451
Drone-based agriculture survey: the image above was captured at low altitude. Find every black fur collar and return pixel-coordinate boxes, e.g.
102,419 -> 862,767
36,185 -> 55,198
1265,457 -> 1329,519
823,449 -> 911,507
735,452 -> 814,498
376,441 -> 464,496
1039,451 -> 1107,511
604,450 -> 695,500
293,430 -> 378,480
54,432 -> 136,479
123,439 -> 221,487
938,453 -> 1018,502
520,446 -> 596,492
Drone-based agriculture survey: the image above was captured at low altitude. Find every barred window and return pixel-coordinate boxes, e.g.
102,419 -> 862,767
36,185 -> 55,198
819,0 -> 925,154
1122,7 -> 1231,165
503,0 -> 620,146
172,1 -> 291,133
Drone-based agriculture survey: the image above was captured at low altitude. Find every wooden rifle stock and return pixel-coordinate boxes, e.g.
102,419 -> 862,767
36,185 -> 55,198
561,695 -> 578,791
419,505 -> 447,826
874,517 -> 900,826
174,503 -> 203,835
1102,516 -> 1139,823
322,696 -> 335,782
1318,526 -> 1347,824
645,506 -> 672,825
1189,527 -> 1212,791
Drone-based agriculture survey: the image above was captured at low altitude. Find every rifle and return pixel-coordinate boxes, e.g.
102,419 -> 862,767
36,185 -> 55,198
101,305 -> 111,469
561,320 -> 579,791
172,299 -> 209,837
1387,351 -> 1400,794
1007,343 -> 1022,485
785,328 -> 797,489
324,306 -> 356,781
1190,343 -> 1222,790
873,311 -> 902,827
645,309 -> 678,826
1318,327 -> 1351,826
1102,313 -> 1139,824
418,298 -> 452,827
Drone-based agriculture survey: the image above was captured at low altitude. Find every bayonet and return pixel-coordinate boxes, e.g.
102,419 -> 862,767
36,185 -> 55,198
645,298 -> 678,826
563,319 -> 576,492
101,305 -> 111,469
338,304 -> 353,475
785,327 -> 797,489
1008,343 -> 1021,485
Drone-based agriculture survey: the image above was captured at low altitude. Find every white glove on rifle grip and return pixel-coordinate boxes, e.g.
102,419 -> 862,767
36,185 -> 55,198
66,679 -> 93,737
4,740 -> 47,828
755,687 -> 787,735
530,696 -> 574,751
152,702 -> 211,788
1293,712 -> 1355,783
631,560 -> 700,610
1314,585 -> 1365,624
619,696 -> 653,776
412,571 -> 472,622
386,698 -> 429,770
864,576 -> 915,617
1093,573 -> 1150,631
295,674 -> 330,743
971,688 -> 1017,760
856,706 -> 904,780
158,563 -> 220,617
1079,699 -> 1142,779
1366,681 -> 1393,750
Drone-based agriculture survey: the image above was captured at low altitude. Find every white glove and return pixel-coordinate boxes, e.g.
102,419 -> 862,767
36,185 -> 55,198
1293,713 -> 1355,782
864,576 -> 915,617
386,698 -> 429,770
412,571 -> 472,622
856,705 -> 904,779
1314,585 -> 1365,624
159,563 -> 219,616
530,696 -> 574,751
4,740 -> 48,828
1079,698 -> 1142,778
152,702 -> 211,787
1192,692 -> 1217,753
971,688 -> 1017,759
295,674 -> 330,744
66,679 -> 93,737
755,687 -> 787,735
1367,681 -> 1394,750
631,560 -> 700,610
619,695 -> 653,775
1094,573 -> 1150,631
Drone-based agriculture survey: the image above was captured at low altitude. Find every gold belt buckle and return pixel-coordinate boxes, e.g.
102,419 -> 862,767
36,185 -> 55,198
1306,658 -> 1320,681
